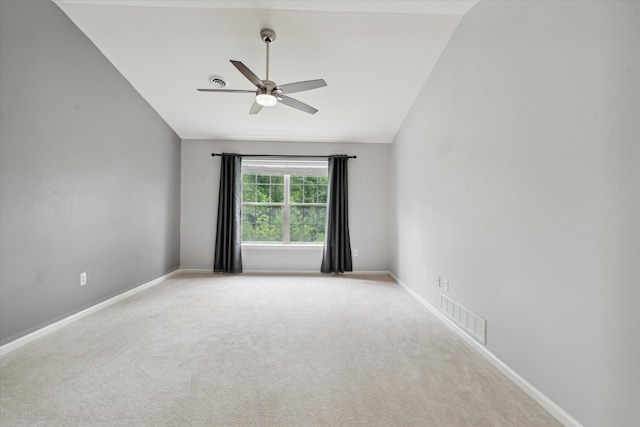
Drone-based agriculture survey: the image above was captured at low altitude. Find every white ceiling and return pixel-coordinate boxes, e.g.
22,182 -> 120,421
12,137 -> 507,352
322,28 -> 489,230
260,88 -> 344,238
53,0 -> 478,144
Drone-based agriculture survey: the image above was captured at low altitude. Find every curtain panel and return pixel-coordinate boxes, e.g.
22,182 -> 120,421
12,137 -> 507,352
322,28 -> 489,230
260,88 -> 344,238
213,154 -> 243,273
321,156 -> 353,273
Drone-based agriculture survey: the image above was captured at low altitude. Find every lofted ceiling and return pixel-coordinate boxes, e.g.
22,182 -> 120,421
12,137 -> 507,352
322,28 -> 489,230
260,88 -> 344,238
53,0 -> 478,144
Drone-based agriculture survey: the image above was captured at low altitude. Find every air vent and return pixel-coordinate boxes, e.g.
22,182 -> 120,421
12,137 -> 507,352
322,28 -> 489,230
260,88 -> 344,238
440,294 -> 486,344
208,75 -> 227,88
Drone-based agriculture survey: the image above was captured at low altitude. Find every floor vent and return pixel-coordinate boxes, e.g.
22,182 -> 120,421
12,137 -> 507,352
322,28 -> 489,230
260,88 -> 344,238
440,294 -> 486,344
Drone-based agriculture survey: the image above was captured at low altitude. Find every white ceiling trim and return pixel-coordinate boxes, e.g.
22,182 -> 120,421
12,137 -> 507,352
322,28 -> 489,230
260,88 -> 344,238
53,1 -> 479,16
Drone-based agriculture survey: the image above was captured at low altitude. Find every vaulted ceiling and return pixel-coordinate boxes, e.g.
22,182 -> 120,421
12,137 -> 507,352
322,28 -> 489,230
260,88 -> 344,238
53,1 -> 478,143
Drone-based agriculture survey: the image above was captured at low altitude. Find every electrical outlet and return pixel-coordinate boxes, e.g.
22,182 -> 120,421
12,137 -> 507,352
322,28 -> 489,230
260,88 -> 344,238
353,249 -> 359,257
80,272 -> 87,286
444,279 -> 449,291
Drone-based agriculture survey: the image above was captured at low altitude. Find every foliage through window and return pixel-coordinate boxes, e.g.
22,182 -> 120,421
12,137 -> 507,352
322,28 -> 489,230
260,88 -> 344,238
241,160 -> 328,244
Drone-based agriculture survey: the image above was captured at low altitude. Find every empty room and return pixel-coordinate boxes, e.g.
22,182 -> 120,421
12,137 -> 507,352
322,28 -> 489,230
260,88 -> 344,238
1,1 -> 638,426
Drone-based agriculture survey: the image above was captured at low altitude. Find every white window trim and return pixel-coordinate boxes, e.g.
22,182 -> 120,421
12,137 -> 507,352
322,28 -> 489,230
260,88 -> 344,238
241,161 -> 328,245
241,243 -> 324,250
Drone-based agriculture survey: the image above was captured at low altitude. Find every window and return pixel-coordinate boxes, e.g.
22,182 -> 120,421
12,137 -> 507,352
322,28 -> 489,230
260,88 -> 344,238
241,160 -> 328,244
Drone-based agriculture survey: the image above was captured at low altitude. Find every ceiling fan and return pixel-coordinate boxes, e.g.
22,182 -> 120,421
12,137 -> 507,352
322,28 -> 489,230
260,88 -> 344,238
197,28 -> 327,115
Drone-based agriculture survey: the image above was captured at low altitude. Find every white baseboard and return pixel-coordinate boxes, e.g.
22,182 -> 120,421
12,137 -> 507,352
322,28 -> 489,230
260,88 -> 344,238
347,270 -> 390,276
389,273 -> 582,427
243,270 -> 319,274
243,270 -> 390,275
0,268 -> 181,357
179,268 -> 391,276
178,268 -> 213,274
179,269 -> 324,275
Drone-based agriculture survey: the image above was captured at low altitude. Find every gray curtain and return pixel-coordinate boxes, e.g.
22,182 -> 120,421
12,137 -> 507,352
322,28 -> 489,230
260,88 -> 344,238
214,154 -> 243,273
321,156 -> 353,273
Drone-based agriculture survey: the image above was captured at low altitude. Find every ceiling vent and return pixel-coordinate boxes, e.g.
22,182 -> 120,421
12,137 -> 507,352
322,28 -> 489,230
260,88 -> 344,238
208,75 -> 226,88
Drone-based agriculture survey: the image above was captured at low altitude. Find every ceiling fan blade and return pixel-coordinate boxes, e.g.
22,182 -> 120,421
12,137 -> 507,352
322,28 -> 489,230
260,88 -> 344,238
278,79 -> 327,94
230,60 -> 265,89
197,89 -> 255,93
249,101 -> 263,115
278,95 -> 318,115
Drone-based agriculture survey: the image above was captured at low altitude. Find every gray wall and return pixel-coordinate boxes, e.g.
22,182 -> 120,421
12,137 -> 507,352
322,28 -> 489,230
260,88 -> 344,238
389,1 -> 639,425
181,139 -> 389,272
0,1 -> 181,345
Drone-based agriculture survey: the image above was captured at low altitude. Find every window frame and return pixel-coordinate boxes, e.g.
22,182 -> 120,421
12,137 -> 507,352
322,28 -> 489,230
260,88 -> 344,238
241,160 -> 328,246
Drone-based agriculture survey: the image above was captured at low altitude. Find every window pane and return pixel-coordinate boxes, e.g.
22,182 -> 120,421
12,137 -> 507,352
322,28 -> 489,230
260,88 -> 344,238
244,206 -> 283,242
242,170 -> 327,244
243,183 -> 257,203
317,206 -> 327,224
272,183 -> 284,203
303,184 -> 316,203
242,207 -> 256,241
256,184 -> 270,202
318,188 -> 327,203
288,174 -> 329,204
242,174 -> 285,204
290,206 -> 326,243
318,176 -> 328,203
290,184 -> 303,203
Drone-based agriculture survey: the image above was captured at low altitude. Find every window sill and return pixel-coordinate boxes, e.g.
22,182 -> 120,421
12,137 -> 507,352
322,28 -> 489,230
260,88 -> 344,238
241,243 -> 324,250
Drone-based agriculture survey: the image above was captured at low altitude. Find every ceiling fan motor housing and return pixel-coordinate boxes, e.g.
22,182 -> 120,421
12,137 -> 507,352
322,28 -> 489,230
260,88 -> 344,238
259,80 -> 281,95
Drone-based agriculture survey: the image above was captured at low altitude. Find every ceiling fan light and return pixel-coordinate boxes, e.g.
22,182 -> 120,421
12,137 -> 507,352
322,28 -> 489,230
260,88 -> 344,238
256,94 -> 277,107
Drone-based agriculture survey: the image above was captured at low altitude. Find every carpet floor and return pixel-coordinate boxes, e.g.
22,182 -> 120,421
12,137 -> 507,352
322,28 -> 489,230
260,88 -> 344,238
0,273 -> 560,426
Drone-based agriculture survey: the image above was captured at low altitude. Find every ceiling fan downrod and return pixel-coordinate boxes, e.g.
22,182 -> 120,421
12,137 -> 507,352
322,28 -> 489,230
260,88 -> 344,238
260,28 -> 276,82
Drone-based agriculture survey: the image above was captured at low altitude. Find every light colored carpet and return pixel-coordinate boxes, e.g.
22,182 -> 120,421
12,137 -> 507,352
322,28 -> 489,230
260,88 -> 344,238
1,273 -> 559,426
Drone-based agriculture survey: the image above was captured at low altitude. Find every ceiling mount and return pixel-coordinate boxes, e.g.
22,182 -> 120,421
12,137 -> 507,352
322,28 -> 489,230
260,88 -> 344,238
260,28 -> 276,44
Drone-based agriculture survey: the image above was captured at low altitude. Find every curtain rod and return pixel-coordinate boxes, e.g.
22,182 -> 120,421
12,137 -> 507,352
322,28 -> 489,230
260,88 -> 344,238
211,153 -> 356,159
